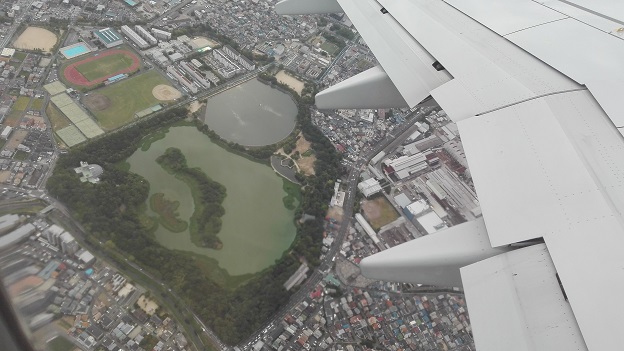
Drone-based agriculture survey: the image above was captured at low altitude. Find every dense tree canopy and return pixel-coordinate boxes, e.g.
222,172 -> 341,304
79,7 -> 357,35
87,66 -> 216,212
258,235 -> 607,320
48,75 -> 342,343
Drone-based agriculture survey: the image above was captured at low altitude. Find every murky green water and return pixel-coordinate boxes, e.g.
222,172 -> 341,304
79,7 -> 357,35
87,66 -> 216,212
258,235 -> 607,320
127,126 -> 296,275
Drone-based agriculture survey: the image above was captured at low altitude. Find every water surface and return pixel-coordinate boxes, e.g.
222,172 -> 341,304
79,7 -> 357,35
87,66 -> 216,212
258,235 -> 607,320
203,79 -> 297,146
127,126 -> 297,275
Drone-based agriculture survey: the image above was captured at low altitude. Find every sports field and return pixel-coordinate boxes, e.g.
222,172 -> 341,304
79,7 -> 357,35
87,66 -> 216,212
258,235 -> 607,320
62,48 -> 140,89
83,70 -> 172,130
76,53 -> 135,81
321,41 -> 340,55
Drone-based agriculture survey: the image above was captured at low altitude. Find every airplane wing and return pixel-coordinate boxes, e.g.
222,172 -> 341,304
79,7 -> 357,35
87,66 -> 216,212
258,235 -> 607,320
276,0 -> 624,350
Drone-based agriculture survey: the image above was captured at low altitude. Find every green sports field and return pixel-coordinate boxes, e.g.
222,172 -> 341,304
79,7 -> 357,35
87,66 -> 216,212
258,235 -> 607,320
320,41 -> 339,55
76,53 -> 135,81
84,70 -> 170,130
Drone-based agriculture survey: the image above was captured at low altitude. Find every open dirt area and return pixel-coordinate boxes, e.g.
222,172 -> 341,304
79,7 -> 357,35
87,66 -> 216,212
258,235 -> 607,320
8,275 -> 43,297
13,27 -> 57,53
5,129 -> 28,152
83,94 -> 111,111
0,171 -> 10,183
362,195 -> 400,230
188,101 -> 205,114
293,133 -> 316,175
152,84 -> 182,101
297,156 -> 316,176
275,70 -> 304,95
192,36 -> 218,48
137,294 -> 159,315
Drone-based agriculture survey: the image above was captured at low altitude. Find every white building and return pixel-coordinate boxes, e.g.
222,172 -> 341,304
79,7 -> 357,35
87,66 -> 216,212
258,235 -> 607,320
167,66 -> 198,94
134,25 -> 157,45
45,224 -> 65,246
180,61 -> 210,88
358,178 -> 382,198
416,211 -> 447,235
60,232 -> 79,255
406,200 -> 429,217
213,49 -> 243,78
77,249 -> 95,265
223,45 -> 255,70
355,213 -> 380,245
74,162 -> 103,183
121,25 -> 149,49
1,126 -> 12,140
151,28 -> 172,41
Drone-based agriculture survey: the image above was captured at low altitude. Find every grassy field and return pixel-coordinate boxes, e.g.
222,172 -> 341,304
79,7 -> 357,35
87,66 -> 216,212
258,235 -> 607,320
320,41 -> 339,55
4,95 -> 32,125
46,336 -> 74,351
76,53 -> 135,81
13,150 -> 29,160
13,51 -> 27,61
362,195 -> 400,230
31,97 -> 44,110
86,70 -> 170,130
3,110 -> 23,127
13,96 -> 31,111
46,104 -> 70,130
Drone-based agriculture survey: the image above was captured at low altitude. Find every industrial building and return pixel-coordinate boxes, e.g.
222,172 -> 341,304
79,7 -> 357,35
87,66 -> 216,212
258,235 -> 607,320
179,61 -> 211,88
166,66 -> 198,94
121,25 -> 149,49
415,211 -> 447,235
151,28 -> 172,41
355,213 -> 380,246
383,152 -> 429,180
0,224 -> 35,251
283,263 -> 309,291
370,151 -> 385,165
0,214 -> 20,235
93,28 -> 123,48
358,178 -> 382,198
134,25 -> 157,46
393,194 -> 412,208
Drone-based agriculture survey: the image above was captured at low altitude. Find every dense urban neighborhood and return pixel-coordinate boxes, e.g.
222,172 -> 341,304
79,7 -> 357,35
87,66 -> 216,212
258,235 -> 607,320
0,0 -> 479,351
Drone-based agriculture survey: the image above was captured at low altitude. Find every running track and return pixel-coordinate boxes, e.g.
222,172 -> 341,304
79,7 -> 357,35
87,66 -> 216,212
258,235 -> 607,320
63,49 -> 140,87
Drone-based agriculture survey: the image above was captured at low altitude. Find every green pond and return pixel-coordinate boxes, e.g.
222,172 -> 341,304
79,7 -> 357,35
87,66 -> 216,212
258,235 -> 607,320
127,126 -> 297,275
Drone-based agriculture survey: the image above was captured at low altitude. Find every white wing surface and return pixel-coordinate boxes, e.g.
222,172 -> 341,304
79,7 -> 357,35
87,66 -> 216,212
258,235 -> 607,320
276,0 -> 624,349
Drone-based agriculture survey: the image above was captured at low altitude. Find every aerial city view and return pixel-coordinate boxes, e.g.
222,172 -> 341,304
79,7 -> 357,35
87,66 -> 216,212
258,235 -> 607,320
0,0 -> 624,351
0,1 -> 473,350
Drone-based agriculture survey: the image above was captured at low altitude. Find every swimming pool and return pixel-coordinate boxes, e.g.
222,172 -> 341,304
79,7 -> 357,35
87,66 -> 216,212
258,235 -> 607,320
60,43 -> 90,59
